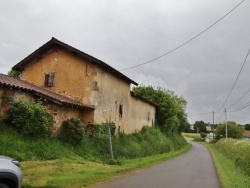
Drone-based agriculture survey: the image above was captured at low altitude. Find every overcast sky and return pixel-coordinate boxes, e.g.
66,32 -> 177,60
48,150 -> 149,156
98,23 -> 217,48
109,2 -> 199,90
1,0 -> 250,125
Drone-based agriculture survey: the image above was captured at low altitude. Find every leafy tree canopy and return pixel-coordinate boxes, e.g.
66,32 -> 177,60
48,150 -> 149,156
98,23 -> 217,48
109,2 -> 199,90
245,124 -> 250,130
215,121 -> 244,139
8,70 -> 20,78
133,85 -> 188,135
193,120 -> 207,133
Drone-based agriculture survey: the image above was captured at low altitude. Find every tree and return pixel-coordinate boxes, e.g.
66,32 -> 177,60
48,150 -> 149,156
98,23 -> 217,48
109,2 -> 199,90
133,85 -> 188,134
8,70 -> 20,78
245,124 -> 250,130
193,121 -> 207,133
215,121 -> 244,139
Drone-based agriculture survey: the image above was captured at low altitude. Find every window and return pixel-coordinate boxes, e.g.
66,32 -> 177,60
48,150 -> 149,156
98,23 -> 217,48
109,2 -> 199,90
119,104 -> 123,119
148,110 -> 150,122
45,73 -> 54,87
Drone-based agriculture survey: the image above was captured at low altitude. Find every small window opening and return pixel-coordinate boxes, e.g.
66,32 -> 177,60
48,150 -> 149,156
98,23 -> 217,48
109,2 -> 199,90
86,64 -> 90,76
93,81 -> 99,91
148,110 -> 150,122
119,104 -> 123,119
45,73 -> 54,87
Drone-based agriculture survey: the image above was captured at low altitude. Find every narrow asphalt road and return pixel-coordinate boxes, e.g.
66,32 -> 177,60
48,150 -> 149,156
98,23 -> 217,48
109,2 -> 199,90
92,140 -> 221,188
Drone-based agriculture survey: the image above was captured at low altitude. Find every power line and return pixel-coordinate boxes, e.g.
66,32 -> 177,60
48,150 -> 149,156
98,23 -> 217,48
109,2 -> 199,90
226,87 -> 250,109
120,0 -> 246,71
216,48 -> 250,112
228,101 -> 250,112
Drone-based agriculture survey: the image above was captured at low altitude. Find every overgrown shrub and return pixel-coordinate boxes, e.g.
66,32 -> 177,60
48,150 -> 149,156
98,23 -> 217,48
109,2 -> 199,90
60,118 -> 84,145
6,100 -> 54,137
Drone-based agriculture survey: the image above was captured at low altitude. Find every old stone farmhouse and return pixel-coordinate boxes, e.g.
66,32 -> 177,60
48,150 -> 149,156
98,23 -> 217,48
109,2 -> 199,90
0,38 -> 157,135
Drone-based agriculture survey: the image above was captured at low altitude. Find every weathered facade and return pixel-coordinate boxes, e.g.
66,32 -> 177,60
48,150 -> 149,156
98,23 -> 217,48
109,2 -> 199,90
10,38 -> 157,134
0,73 -> 94,136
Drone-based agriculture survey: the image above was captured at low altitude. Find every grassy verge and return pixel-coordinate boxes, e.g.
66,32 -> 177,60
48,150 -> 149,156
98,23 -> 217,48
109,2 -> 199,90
204,142 -> 250,188
0,124 -> 189,187
22,144 -> 191,188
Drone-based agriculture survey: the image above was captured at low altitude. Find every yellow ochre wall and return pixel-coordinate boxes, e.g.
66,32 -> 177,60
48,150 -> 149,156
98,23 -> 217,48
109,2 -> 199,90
128,95 -> 156,133
21,49 -> 96,103
20,48 -> 156,134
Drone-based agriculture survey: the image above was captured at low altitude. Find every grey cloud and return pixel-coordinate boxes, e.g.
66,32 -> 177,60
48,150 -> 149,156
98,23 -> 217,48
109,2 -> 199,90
1,0 -> 250,124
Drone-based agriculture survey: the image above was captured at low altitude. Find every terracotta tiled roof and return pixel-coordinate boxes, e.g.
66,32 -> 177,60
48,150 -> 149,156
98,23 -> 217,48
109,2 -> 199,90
12,37 -> 138,86
243,130 -> 250,137
0,73 -> 94,110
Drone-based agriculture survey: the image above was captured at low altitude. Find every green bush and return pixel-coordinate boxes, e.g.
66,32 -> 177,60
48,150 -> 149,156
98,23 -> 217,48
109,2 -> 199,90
60,118 -> 84,145
245,124 -> 250,130
215,121 -> 244,139
200,132 -> 207,138
193,137 -> 201,142
5,100 -> 54,137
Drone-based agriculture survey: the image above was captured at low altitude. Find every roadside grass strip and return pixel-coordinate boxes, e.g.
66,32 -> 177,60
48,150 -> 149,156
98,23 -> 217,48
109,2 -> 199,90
205,140 -> 250,188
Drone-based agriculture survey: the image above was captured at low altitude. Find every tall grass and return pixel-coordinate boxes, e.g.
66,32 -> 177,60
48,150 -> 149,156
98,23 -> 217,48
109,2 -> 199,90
205,142 -> 250,188
214,138 -> 250,176
0,124 -> 79,161
0,123 -> 187,163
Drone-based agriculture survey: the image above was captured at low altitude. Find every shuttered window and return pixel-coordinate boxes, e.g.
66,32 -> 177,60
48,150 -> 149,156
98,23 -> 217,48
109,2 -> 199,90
45,73 -> 54,87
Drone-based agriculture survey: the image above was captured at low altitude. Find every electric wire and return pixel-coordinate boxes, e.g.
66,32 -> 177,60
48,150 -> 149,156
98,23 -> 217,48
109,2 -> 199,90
226,87 -> 250,109
215,48 -> 250,112
229,101 -> 250,112
119,0 -> 246,71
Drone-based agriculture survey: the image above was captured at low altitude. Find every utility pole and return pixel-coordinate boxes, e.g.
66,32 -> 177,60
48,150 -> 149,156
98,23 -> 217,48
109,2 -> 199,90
107,117 -> 114,160
212,111 -> 215,140
224,109 -> 228,140
103,117 -> 114,160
